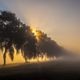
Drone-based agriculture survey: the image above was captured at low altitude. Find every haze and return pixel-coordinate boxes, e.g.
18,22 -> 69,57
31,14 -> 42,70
0,0 -> 80,64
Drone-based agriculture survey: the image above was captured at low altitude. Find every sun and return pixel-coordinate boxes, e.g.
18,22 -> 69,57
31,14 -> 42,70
31,28 -> 42,41
31,28 -> 38,36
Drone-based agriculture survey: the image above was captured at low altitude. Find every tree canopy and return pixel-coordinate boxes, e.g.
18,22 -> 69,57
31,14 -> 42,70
0,11 -> 37,65
35,30 -> 63,57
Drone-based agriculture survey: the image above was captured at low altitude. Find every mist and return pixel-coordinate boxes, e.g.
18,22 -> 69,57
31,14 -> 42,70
0,0 -> 80,53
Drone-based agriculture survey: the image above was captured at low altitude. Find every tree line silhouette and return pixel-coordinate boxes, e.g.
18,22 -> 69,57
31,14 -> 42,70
0,11 -> 64,65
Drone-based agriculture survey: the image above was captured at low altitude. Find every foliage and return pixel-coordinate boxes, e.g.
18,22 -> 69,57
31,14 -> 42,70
0,11 -> 37,65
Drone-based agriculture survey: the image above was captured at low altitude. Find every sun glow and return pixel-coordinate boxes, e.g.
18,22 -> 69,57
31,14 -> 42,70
0,47 -> 57,65
31,28 -> 42,41
27,54 -> 55,63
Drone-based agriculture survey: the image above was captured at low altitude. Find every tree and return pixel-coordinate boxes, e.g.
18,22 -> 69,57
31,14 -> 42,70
34,30 -> 63,57
23,29 -> 64,60
21,28 -> 37,62
0,11 -> 37,65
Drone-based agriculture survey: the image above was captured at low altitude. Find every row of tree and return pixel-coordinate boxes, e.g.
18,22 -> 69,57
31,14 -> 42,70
0,11 -> 64,65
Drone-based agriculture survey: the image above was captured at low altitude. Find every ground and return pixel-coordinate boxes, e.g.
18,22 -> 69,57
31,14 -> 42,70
0,59 -> 80,80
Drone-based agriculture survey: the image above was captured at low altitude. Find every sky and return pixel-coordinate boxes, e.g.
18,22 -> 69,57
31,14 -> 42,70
0,0 -> 80,64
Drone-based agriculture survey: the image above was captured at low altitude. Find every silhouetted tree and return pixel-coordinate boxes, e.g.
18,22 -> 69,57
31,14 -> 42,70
23,29 -> 64,59
0,11 -> 37,65
22,29 -> 37,62
35,30 -> 63,57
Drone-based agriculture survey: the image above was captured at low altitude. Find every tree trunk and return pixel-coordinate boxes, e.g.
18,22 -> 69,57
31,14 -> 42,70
3,49 -> 7,65
25,57 -> 28,63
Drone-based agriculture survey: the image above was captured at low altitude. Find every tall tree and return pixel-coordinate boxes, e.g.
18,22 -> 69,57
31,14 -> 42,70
0,11 -> 37,65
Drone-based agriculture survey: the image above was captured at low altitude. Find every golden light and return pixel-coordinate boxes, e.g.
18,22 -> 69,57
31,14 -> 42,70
0,46 -> 58,65
27,54 -> 55,63
31,28 -> 42,41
